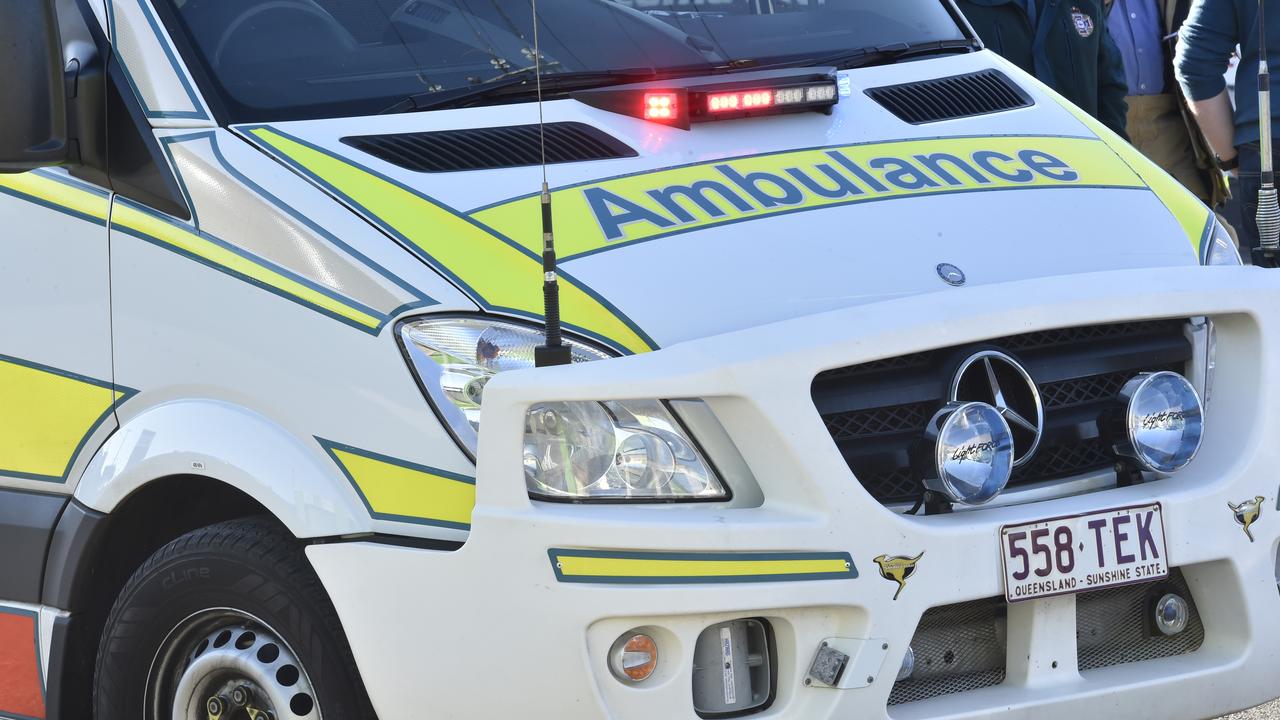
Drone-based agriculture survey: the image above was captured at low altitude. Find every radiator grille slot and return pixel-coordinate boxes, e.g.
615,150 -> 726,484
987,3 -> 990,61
341,122 -> 637,173
867,70 -> 1032,124
812,320 -> 1192,505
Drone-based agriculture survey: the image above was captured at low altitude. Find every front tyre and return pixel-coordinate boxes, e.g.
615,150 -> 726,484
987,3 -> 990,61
94,518 -> 374,720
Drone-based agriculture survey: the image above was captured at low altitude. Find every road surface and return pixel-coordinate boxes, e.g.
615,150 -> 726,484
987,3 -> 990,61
1223,701 -> 1280,719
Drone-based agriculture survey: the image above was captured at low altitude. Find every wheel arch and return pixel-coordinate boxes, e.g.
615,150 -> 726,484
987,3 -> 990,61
42,398 -> 375,718
41,475 -> 279,719
73,398 -> 370,538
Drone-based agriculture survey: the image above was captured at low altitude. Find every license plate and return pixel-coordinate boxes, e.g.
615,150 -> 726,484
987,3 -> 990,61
1000,503 -> 1168,602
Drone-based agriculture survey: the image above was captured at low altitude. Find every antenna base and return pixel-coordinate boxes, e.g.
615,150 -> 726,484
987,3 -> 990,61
535,344 -> 573,368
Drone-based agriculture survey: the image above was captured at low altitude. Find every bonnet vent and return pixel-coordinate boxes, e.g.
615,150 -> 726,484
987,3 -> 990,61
340,122 -> 637,173
866,70 -> 1032,124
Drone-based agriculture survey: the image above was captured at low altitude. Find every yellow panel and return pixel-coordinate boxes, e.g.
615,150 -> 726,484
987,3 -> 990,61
249,128 -> 655,355
0,358 -> 122,481
473,136 -> 1147,258
329,446 -> 476,529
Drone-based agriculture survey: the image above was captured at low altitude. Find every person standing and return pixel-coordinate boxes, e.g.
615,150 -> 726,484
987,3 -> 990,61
956,0 -> 1131,137
1176,0 -> 1280,259
1109,0 -> 1227,205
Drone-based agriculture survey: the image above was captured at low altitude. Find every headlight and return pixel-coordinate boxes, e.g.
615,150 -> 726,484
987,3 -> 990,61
1202,217 -> 1243,265
401,316 -> 729,503
1112,371 -> 1204,473
400,317 -> 611,455
524,399 -> 728,502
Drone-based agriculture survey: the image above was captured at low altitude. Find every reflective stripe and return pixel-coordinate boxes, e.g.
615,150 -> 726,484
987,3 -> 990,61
0,608 -> 44,720
246,127 -> 656,355
548,549 -> 857,584
110,202 -> 386,332
0,172 -> 110,225
1,171 -> 389,334
0,356 -> 131,483
1033,79 -> 1212,257
471,135 -> 1148,259
319,440 -> 476,530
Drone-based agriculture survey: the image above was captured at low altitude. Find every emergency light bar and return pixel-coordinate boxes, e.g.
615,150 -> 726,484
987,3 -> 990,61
643,92 -> 680,121
577,68 -> 840,130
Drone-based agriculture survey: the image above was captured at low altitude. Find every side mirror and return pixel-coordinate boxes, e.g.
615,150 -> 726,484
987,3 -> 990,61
0,1 -> 70,172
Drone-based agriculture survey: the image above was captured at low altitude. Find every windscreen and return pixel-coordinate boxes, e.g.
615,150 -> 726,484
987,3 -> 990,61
155,0 -> 967,122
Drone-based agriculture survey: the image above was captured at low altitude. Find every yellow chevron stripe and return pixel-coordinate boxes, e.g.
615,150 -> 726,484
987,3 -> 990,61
110,203 -> 384,331
550,549 -> 857,584
0,171 -> 384,332
324,443 -> 476,529
249,128 -> 654,355
1035,80 -> 1211,256
0,357 -> 124,481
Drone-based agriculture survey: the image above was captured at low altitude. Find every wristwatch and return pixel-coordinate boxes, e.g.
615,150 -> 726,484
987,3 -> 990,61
1217,153 -> 1240,171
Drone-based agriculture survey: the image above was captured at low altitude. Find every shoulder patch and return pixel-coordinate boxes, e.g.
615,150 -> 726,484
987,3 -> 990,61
1072,7 -> 1096,37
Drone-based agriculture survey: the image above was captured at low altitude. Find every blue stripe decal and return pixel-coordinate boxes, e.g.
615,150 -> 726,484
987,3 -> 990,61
166,130 -> 434,304
111,198 -> 401,335
112,131 -> 438,334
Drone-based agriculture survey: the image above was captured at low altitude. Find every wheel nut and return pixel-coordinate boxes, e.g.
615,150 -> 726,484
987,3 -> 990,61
231,685 -> 251,706
206,696 -> 225,717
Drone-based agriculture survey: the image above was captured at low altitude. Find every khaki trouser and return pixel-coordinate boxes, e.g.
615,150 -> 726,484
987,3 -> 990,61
1125,93 -> 1210,203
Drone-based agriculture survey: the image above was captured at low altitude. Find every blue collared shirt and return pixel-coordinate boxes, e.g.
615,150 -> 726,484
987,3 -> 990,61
1177,0 -> 1280,146
1107,0 -> 1165,95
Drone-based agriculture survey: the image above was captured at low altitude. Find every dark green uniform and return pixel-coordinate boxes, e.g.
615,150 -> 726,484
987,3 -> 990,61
957,0 -> 1130,138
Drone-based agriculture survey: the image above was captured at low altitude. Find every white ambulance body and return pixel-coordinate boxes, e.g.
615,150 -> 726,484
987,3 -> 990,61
0,1 -> 1276,719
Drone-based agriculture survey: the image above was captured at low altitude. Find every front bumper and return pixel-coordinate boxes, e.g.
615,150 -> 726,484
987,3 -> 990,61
308,267 -> 1280,719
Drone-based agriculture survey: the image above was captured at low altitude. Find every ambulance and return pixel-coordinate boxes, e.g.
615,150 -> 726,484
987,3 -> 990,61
0,0 -> 1276,718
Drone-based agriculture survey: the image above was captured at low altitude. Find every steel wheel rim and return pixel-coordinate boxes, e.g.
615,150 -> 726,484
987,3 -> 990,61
146,608 -> 321,720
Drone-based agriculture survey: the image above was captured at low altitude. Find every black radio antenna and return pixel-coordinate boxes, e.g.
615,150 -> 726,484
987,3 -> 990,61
530,0 -> 572,367
1258,0 -> 1280,259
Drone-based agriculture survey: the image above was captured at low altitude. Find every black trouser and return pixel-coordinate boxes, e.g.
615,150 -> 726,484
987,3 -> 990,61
1237,142 -> 1280,263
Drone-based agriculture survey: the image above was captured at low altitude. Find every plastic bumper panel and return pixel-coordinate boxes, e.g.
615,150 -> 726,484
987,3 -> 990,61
307,267 -> 1280,719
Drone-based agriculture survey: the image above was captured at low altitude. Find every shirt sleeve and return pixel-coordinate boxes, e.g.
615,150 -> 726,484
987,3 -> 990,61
1175,0 -> 1240,101
1098,11 -> 1132,138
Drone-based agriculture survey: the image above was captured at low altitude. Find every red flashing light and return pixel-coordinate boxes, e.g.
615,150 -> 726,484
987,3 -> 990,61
707,90 -> 774,113
643,92 -> 679,121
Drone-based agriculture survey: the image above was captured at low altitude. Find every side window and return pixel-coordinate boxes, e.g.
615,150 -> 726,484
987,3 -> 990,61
104,59 -> 191,220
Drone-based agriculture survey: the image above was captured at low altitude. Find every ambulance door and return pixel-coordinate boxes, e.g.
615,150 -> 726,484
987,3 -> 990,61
0,169 -> 116,494
0,0 -> 117,610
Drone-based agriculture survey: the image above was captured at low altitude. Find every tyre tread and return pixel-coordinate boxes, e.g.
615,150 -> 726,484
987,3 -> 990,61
93,517 -> 375,719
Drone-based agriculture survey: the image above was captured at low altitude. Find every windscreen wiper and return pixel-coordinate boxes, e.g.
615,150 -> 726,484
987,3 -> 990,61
379,68 -> 662,114
770,39 -> 979,73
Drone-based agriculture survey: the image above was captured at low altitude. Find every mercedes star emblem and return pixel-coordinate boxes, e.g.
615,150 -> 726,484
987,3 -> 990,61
949,350 -> 1044,466
937,263 -> 966,286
